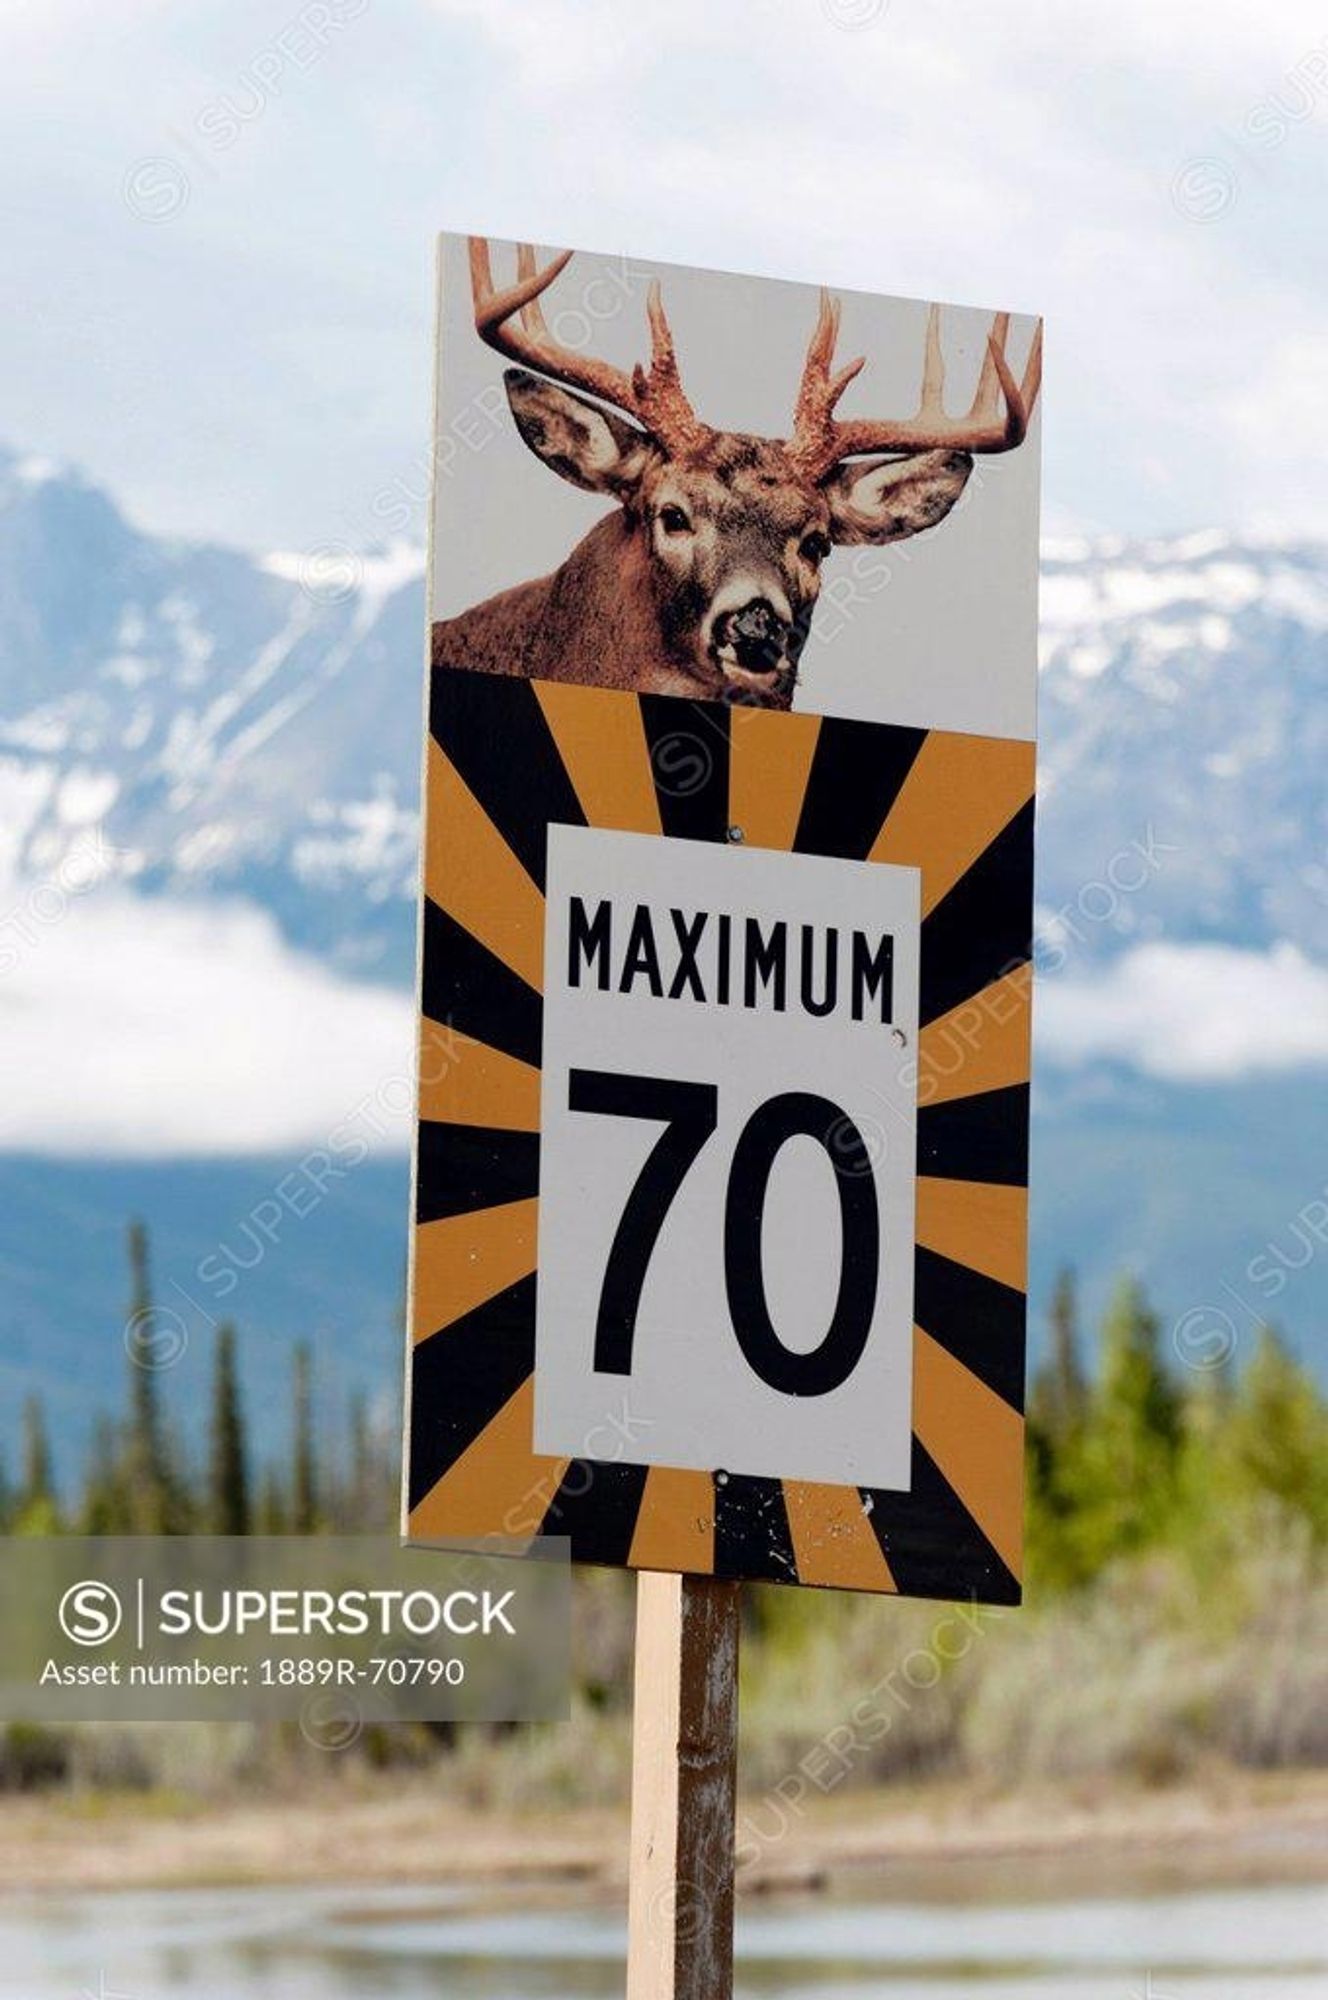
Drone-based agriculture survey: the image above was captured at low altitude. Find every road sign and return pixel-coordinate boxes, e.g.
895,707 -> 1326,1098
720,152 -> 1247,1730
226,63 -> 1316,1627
405,234 -> 1040,1606
538,821 -> 921,1495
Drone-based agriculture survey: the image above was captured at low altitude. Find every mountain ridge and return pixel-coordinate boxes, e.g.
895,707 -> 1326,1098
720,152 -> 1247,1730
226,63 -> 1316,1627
4,444 -> 1326,990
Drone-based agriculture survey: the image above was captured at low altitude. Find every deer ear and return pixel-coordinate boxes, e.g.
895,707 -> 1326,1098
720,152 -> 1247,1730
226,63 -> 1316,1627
504,369 -> 653,498
823,448 -> 973,546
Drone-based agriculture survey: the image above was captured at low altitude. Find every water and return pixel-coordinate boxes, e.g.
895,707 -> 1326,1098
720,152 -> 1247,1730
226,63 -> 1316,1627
0,1878 -> 1324,1996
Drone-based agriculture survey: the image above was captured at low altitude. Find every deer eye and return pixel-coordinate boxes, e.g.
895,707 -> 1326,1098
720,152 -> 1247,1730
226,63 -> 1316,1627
800,530 -> 832,564
658,504 -> 692,535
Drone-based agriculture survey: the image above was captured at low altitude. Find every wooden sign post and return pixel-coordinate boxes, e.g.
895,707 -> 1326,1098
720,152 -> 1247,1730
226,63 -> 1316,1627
627,1573 -> 740,2000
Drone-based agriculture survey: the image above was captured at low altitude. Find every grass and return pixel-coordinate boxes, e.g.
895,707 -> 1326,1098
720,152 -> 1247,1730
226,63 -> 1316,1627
4,1512 -> 1326,1811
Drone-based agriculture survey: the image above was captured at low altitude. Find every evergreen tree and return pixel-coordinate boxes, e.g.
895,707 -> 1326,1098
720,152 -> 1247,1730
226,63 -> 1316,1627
347,1389 -> 372,1528
79,1414 -> 126,1534
1030,1267 -> 1087,1444
1024,1270 -> 1093,1588
1224,1326 -> 1328,1541
21,1395 -> 53,1505
207,1323 -> 251,1536
291,1342 -> 318,1533
14,1395 -> 61,1534
122,1219 -> 183,1532
1168,1340 -> 1242,1587
1060,1275 -> 1182,1576
256,1465 -> 288,1535
1108,1275 -> 1182,1452
1180,1331 -> 1234,1436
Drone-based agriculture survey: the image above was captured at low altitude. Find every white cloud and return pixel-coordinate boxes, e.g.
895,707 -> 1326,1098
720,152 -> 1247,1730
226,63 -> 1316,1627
1038,940 -> 1328,1081
9,885 -> 1318,1160
1227,332 -> 1328,533
0,885 -> 415,1157
1,0 -> 1326,546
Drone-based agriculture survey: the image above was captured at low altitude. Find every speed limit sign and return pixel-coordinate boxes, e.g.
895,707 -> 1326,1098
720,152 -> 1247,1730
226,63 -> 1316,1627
405,673 -> 1033,1603
404,235 -> 1038,1604
537,823 -> 920,1494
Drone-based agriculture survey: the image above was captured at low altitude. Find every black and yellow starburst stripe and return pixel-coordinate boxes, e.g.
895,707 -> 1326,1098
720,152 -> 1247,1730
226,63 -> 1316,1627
406,668 -> 1033,1604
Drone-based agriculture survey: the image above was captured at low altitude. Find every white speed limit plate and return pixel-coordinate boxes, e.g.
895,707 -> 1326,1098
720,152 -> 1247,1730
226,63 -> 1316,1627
536,825 -> 919,1491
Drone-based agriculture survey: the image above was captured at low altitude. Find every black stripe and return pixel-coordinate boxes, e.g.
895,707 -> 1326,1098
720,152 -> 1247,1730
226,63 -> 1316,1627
861,1441 -> 1021,1605
415,1122 -> 540,1225
919,799 -> 1034,1027
420,898 -> 542,1069
429,666 -> 585,891
538,1460 -> 651,1565
640,696 -> 731,843
793,717 -> 926,860
913,1245 -> 1026,1412
713,1473 -> 798,1584
917,1084 -> 1029,1187
407,1276 -> 536,1510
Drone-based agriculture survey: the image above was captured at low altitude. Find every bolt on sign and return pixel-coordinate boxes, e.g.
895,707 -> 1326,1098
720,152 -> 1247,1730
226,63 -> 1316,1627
404,234 -> 1041,1604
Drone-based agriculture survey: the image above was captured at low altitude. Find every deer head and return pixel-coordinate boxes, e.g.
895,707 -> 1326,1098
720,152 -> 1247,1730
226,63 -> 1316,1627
468,239 -> 1042,709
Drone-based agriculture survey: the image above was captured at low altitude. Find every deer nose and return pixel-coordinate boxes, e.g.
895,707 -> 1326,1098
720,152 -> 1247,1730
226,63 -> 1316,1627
712,597 -> 790,678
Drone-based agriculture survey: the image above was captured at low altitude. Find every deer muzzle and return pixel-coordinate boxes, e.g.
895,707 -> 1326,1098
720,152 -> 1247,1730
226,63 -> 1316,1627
710,596 -> 794,686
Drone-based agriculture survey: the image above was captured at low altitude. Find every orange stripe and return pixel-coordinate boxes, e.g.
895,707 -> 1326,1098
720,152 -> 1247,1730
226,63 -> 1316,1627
628,1466 -> 715,1575
417,1026 -> 540,1132
869,733 -> 1034,915
783,1482 -> 897,1592
915,1177 -> 1028,1292
424,740 -> 545,989
535,681 -> 662,835
728,708 -> 821,852
411,1198 -> 538,1343
407,1377 -> 569,1542
912,1327 -> 1023,1580
917,967 -> 1032,1107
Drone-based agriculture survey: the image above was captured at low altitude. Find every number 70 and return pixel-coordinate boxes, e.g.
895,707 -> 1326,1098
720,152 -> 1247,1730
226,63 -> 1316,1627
568,1068 -> 882,1398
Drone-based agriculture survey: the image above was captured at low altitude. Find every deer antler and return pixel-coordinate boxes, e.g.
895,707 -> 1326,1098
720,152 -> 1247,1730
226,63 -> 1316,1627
468,238 -> 706,453
790,291 -> 1043,479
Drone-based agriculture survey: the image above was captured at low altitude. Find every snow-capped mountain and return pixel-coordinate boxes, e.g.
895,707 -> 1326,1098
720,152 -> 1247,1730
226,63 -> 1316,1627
1038,531 -> 1328,962
0,448 -> 424,982
2,448 -> 1324,994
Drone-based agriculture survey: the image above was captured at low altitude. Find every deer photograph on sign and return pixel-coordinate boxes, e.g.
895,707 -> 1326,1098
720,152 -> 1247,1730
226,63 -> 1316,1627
407,233 -> 1040,1605
432,240 -> 1040,721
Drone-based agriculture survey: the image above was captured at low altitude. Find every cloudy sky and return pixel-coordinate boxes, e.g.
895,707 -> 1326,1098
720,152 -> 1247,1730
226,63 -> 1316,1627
2,0 -> 1325,1159
5,0 -> 1328,553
